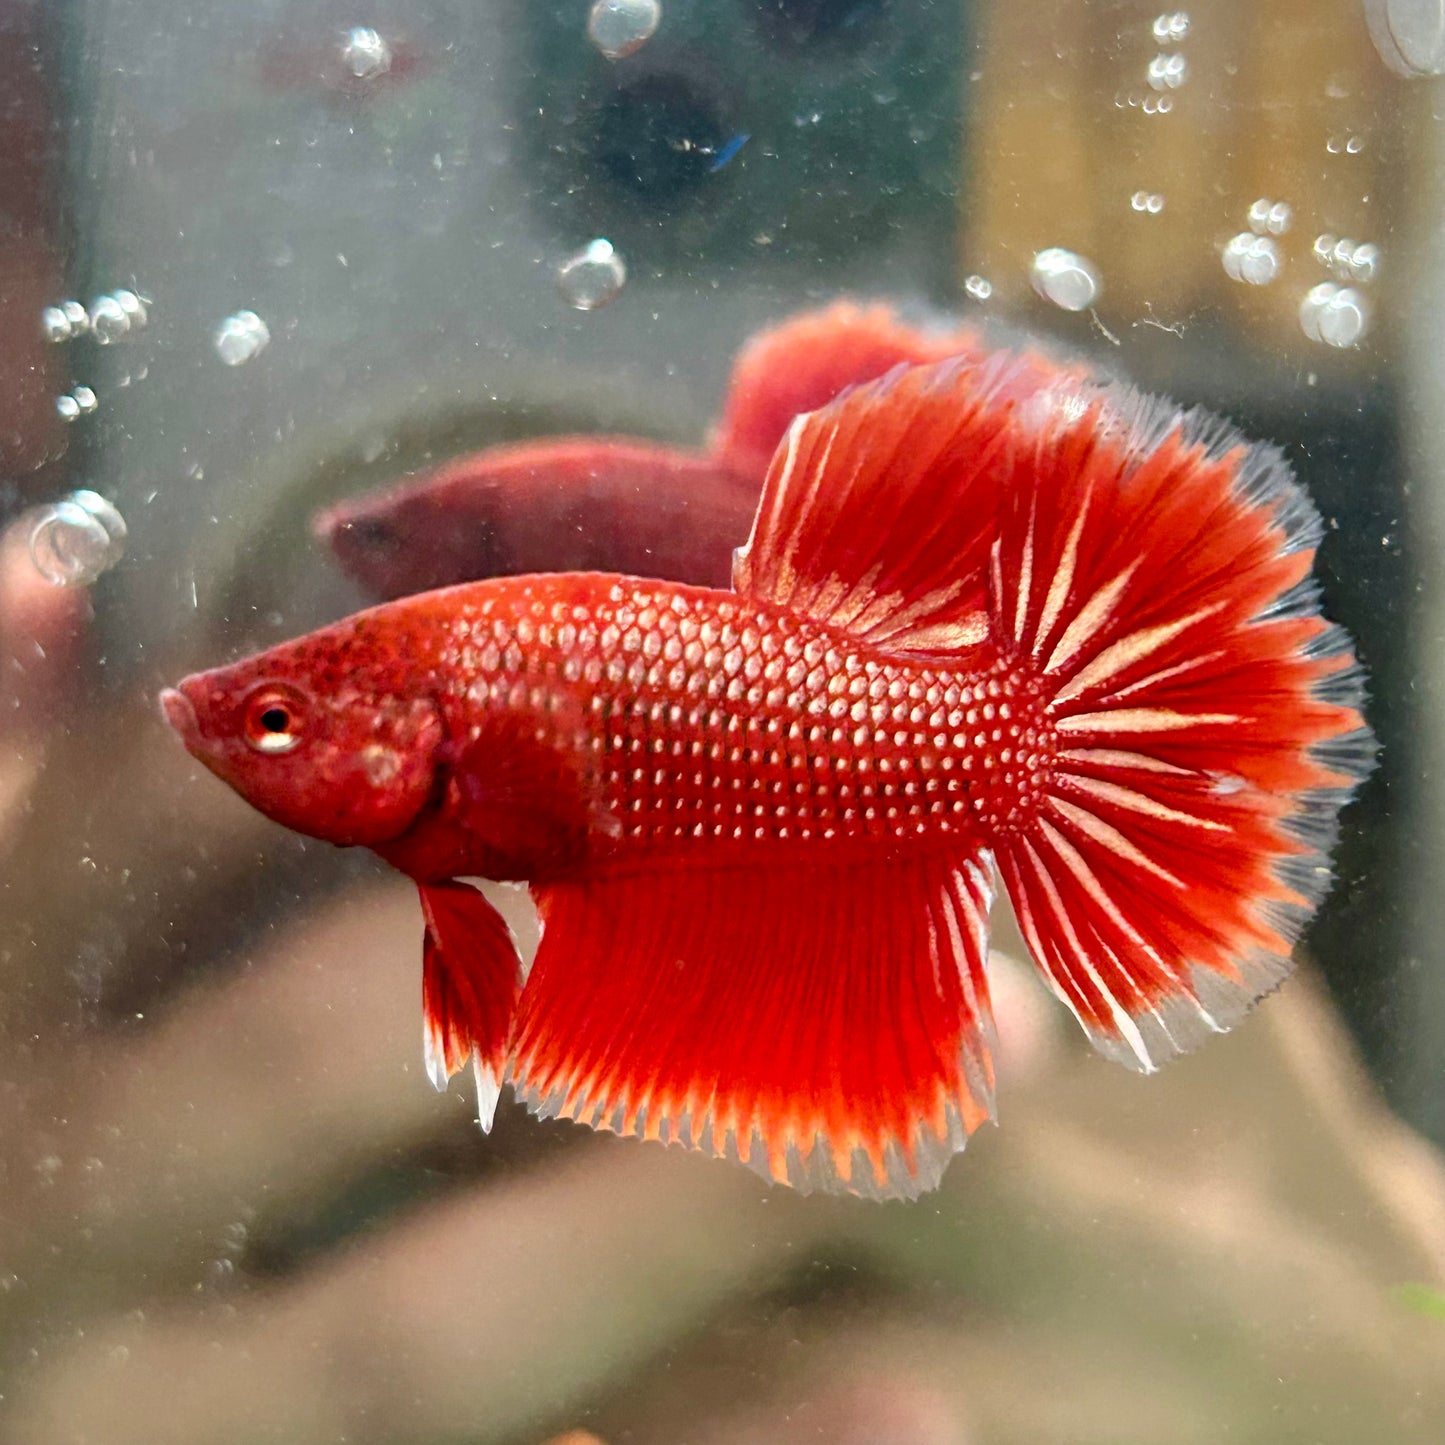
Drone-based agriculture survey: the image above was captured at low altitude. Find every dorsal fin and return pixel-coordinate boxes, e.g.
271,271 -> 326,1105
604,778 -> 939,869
733,355 -> 1063,656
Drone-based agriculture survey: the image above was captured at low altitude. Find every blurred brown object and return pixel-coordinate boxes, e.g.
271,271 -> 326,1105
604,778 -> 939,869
541,1432 -> 608,1445
0,513 -> 91,730
962,0 -> 1396,351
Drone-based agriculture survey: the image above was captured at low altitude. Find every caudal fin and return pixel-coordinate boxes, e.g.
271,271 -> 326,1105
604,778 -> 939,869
737,356 -> 1372,1073
986,385 -> 1372,1068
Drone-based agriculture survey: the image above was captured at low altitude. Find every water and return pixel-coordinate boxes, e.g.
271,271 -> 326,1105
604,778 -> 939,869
0,5 -> 1438,1444
557,238 -> 627,310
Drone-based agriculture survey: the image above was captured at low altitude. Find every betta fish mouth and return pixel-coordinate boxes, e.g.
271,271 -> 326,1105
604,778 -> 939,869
159,686 -> 199,743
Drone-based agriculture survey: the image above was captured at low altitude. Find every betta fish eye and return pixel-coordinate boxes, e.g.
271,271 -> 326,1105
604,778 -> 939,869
242,685 -> 308,755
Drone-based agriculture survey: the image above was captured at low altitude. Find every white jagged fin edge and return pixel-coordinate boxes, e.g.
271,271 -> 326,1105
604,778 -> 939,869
474,1056 -> 502,1133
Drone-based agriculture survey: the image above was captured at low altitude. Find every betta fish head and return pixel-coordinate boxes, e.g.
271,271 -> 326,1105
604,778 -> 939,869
314,485 -> 495,604
160,624 -> 446,848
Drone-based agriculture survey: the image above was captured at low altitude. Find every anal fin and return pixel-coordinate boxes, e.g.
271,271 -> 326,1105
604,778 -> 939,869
508,850 -> 996,1200
420,880 -> 524,1131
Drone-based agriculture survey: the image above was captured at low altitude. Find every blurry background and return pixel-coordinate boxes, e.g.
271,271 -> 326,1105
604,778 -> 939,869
0,1 -> 1442,1442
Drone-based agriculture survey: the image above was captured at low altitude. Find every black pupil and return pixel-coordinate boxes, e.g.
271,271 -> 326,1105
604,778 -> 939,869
259,707 -> 290,734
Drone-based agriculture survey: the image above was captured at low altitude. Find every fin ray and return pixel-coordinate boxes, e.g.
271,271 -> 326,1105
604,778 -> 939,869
986,383 -> 1373,1068
508,850 -> 996,1199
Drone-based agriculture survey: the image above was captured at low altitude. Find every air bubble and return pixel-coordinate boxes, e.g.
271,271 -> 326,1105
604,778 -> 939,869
28,491 -> 127,587
1346,241 -> 1381,283
1366,0 -> 1445,77
1299,283 -> 1369,348
56,388 -> 98,422
1131,190 -> 1165,213
587,0 -> 661,60
213,310 -> 270,366
44,299 -> 90,342
1247,198 -> 1292,235
1317,236 -> 1381,284
113,289 -> 148,329
1030,248 -> 1100,311
1326,133 -> 1366,155
963,273 -> 993,301
89,294 -> 130,345
341,26 -> 392,79
1221,232 -> 1280,286
40,306 -> 72,343
557,239 -> 627,311
1146,52 -> 1188,89
1152,11 -> 1191,42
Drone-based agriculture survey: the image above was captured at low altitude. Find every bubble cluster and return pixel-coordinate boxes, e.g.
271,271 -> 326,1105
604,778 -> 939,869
557,239 -> 627,311
1117,90 -> 1176,115
963,274 -> 993,301
55,385 -> 99,423
213,310 -> 271,366
1314,235 -> 1381,284
1131,190 -> 1165,214
587,0 -> 661,60
1030,248 -> 1100,311
27,490 -> 128,587
1366,0 -> 1445,76
1152,11 -> 1191,42
1299,284 -> 1369,348
40,303 -> 81,343
1221,232 -> 1280,286
341,26 -> 392,79
1147,52 -> 1188,89
1326,133 -> 1366,155
43,292 -> 146,345
1247,198 -> 1292,236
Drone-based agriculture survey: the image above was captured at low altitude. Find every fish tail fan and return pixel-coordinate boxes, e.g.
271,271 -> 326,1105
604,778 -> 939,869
984,388 -> 1374,1068
733,355 -> 1371,1072
509,854 -> 997,1200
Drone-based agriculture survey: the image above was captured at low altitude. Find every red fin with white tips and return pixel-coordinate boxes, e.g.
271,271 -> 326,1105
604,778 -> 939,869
734,356 -> 1371,1070
508,852 -> 996,1199
420,881 -> 524,1131
711,301 -> 987,481
984,386 -> 1374,1068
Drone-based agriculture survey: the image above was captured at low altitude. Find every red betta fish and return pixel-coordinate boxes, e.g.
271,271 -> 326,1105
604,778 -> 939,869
163,355 -> 1372,1200
316,301 -> 1075,600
